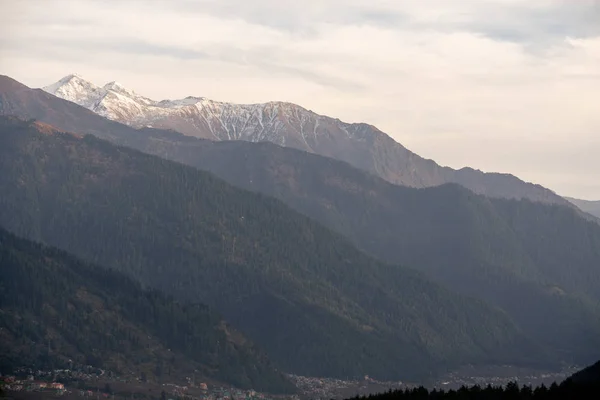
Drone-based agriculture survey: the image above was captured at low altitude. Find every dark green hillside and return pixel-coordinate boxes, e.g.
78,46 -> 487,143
490,198 -> 600,300
157,139 -> 600,303
153,139 -> 600,366
0,227 -> 293,393
0,116 -> 542,381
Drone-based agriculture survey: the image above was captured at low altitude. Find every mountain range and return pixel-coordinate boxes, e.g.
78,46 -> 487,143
0,115 -> 543,383
0,226 -> 294,393
41,74 -> 571,207
149,138 -> 600,363
2,74 -> 600,388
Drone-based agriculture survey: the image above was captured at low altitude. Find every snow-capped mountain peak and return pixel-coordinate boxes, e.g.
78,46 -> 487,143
102,81 -> 149,101
43,74 -> 105,109
42,74 -> 375,150
37,74 -> 570,206
158,96 -> 206,109
49,73 -> 95,91
103,81 -> 124,90
58,73 -> 86,84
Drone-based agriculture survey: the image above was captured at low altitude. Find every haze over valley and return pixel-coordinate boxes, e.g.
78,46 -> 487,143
1,1 -> 599,399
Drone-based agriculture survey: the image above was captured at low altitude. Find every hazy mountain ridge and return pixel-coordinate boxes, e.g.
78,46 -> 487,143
41,74 -> 569,206
0,115 -> 547,382
565,197 -> 600,219
138,137 -> 600,365
0,225 -> 294,393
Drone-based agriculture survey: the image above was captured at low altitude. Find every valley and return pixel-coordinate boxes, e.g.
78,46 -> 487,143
1,365 -> 584,400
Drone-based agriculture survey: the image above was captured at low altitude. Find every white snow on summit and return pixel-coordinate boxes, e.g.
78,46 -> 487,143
42,74 -> 374,151
39,75 -> 564,206
43,74 -> 107,110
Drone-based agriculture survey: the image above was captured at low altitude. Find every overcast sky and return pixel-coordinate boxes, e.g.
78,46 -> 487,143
1,0 -> 599,199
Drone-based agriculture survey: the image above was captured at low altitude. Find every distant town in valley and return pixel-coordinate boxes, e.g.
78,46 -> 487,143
0,363 -> 585,400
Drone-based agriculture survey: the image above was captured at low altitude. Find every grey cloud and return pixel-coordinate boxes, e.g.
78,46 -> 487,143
165,0 -> 600,47
461,1 -> 600,45
253,61 -> 366,92
201,44 -> 367,92
108,41 -> 209,60
156,0 -> 408,34
55,0 -> 600,48
3,35 -> 210,61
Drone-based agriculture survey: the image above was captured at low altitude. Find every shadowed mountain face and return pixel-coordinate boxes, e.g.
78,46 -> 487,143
566,197 -> 600,219
0,116 -> 546,382
0,226 -> 295,393
569,360 -> 600,385
41,74 -> 569,206
140,138 -> 600,366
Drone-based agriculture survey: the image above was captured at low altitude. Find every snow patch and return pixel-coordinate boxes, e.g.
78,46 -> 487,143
42,75 -> 368,151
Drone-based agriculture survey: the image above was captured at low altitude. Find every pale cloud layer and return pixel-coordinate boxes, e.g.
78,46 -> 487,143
1,0 -> 599,199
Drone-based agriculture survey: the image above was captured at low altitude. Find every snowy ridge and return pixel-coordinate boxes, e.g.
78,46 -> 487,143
39,74 -> 570,206
42,74 -> 372,151
44,74 -> 107,110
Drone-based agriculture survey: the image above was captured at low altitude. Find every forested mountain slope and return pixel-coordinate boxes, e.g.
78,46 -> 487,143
179,140 -> 600,299
163,139 -> 600,366
0,227 -> 294,393
0,116 -> 543,381
569,360 -> 600,385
